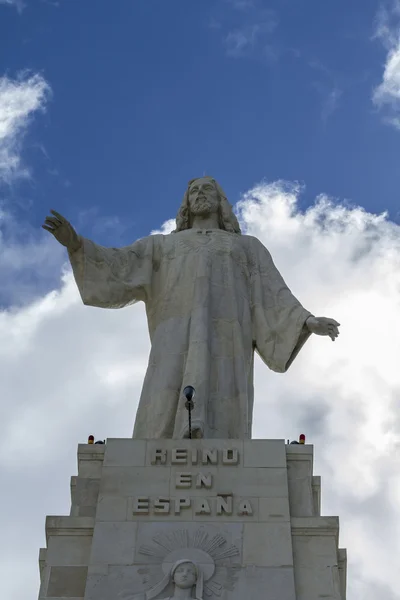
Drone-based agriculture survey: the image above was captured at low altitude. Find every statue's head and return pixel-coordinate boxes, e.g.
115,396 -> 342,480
171,560 -> 198,590
174,176 -> 241,234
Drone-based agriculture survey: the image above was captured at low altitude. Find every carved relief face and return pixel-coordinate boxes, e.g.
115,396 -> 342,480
173,562 -> 197,589
188,178 -> 219,218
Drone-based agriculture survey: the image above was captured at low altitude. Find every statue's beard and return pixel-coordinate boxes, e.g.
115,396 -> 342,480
191,197 -> 213,216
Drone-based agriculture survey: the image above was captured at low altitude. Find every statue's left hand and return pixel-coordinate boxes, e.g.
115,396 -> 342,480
306,316 -> 340,341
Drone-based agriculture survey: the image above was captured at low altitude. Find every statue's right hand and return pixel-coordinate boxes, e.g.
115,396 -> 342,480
42,209 -> 82,252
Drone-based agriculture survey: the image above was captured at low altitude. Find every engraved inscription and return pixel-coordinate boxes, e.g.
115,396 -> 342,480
132,496 -> 253,516
150,447 -> 240,466
141,447 -> 253,518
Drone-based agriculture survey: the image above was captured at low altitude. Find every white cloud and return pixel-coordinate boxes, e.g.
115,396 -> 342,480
372,3 -> 400,128
224,12 -> 278,58
224,0 -> 254,9
211,0 -> 278,60
0,0 -> 24,11
0,209 -> 65,306
1,181 -> 400,599
0,72 -> 51,184
373,44 -> 400,128
320,86 -> 342,122
151,218 -> 175,235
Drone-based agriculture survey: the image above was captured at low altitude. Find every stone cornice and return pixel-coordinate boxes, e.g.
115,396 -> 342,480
45,516 -> 95,543
291,516 -> 340,544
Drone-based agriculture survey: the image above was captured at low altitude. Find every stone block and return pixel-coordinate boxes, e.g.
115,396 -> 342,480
77,444 -> 105,478
46,535 -> 92,566
233,566 -> 296,600
100,466 -> 171,497
70,476 -> 77,508
242,522 -> 294,567
294,564 -> 342,600
38,564 -> 50,598
258,497 -> 290,521
243,439 -> 286,468
287,458 -> 313,517
96,494 -> 128,521
291,516 -> 339,545
103,439 -> 146,467
90,521 -> 138,565
285,443 -> 314,461
98,565 -> 166,600
47,566 -> 88,597
45,516 -> 94,543
88,565 -> 109,575
78,506 -> 97,517
84,571 -> 109,600
338,548 -> 347,600
292,517 -> 342,600
76,478 -> 100,504
312,475 -> 321,516
39,548 -> 47,579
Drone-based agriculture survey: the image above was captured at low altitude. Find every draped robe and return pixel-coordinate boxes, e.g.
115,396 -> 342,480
69,228 -> 312,439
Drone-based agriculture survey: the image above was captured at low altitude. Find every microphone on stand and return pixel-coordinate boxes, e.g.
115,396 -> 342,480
183,386 -> 195,439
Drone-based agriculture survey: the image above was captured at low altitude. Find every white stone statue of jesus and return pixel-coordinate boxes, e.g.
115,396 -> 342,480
42,177 -> 340,439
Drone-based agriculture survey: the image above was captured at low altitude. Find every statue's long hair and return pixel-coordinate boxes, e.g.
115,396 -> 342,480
174,177 -> 241,234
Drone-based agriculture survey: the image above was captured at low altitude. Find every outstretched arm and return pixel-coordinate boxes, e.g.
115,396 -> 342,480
42,209 -> 155,309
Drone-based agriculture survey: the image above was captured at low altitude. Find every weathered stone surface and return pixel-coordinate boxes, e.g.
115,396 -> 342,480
77,444 -> 105,478
292,516 -> 342,600
100,466 -> 171,497
258,497 -> 291,521
46,535 -> 92,566
84,573 -> 109,600
233,566 -> 296,600
39,547 -> 47,579
90,522 -> 138,565
47,566 -> 88,597
286,446 -> 314,517
243,522 -> 294,567
243,439 -> 286,468
338,548 -> 347,599
45,516 -> 94,541
96,494 -> 128,521
312,475 -> 321,516
103,439 -> 146,467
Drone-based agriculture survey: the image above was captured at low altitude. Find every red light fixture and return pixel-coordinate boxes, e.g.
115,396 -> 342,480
299,433 -> 306,444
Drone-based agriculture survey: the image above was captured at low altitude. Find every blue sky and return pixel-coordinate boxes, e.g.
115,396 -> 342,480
2,2 -> 400,600
2,0 -> 400,246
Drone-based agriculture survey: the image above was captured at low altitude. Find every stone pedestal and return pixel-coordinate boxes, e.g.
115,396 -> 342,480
38,439 -> 347,600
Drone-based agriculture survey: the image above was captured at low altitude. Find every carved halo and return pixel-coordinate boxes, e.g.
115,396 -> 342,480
139,528 -> 240,598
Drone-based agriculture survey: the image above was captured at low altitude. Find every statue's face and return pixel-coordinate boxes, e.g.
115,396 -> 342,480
188,178 -> 219,219
173,562 -> 197,589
